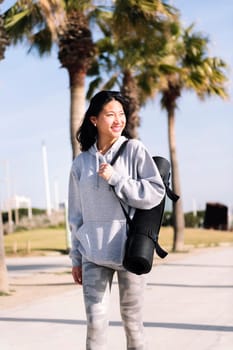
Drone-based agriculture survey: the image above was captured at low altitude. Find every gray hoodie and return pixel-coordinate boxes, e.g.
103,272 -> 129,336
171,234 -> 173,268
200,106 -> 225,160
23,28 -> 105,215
68,136 -> 165,268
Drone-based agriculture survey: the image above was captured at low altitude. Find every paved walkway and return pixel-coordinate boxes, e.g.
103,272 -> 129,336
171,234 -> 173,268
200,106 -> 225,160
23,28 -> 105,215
1,246 -> 233,350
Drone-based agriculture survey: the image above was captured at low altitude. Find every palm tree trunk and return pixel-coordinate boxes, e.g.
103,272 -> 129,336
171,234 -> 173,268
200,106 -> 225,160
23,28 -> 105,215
122,70 -> 140,139
167,108 -> 185,251
0,212 -> 9,294
69,70 -> 86,159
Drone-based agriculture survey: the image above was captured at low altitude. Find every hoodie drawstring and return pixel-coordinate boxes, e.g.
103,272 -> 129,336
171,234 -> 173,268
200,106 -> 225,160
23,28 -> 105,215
95,153 -> 107,188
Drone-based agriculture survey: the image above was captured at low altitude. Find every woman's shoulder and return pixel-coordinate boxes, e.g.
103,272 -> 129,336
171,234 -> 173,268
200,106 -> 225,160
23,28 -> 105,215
71,150 -> 90,169
127,138 -> 147,152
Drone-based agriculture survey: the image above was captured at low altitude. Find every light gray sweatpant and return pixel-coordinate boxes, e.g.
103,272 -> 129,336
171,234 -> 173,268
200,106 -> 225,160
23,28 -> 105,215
82,260 -> 146,350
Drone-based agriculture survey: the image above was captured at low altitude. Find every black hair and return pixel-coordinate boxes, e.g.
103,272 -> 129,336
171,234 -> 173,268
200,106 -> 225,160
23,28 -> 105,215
76,90 -> 130,151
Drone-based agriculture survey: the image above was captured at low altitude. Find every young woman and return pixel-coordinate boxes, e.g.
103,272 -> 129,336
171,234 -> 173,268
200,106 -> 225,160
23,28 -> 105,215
68,90 -> 165,350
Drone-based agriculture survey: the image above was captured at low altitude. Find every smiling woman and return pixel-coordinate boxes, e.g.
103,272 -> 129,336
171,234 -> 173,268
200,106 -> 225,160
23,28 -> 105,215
68,90 -> 165,349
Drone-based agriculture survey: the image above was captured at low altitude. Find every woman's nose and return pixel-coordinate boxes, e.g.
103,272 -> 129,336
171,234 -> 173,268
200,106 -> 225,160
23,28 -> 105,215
114,114 -> 123,123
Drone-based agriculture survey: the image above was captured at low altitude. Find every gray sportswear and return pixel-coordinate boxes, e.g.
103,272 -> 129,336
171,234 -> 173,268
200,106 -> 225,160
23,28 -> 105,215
68,136 -> 165,268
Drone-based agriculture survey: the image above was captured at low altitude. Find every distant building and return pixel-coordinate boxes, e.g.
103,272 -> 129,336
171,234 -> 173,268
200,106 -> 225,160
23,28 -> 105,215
4,195 -> 32,223
204,202 -> 228,230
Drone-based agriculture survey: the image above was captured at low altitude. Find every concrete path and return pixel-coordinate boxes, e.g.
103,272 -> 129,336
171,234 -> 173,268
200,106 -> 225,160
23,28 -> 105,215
6,255 -> 71,276
1,246 -> 233,350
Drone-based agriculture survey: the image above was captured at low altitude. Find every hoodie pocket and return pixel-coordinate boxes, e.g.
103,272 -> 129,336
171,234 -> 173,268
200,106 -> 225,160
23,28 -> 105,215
75,220 -> 127,266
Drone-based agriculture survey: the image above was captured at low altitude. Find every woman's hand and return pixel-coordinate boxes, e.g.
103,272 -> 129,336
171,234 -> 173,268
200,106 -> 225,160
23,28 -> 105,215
72,266 -> 82,285
98,163 -> 113,181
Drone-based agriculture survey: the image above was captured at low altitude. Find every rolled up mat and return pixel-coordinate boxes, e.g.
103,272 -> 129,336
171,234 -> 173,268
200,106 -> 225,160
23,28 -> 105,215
122,156 -> 179,275
110,140 -> 179,275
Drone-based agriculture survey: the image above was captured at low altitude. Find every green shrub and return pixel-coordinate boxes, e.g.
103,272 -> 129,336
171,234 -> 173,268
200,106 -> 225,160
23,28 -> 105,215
185,211 -> 205,227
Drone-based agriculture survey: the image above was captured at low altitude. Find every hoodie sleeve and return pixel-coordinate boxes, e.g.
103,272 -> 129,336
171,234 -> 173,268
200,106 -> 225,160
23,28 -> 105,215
68,166 -> 83,267
108,140 -> 165,210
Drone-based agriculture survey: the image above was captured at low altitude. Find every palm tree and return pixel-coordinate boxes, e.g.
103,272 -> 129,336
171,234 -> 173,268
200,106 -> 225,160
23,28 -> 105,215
156,24 -> 228,250
3,0 -> 98,159
87,0 -> 178,138
0,0 -> 9,294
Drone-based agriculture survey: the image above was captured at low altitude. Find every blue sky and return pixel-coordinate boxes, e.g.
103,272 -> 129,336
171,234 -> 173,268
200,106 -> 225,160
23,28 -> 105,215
0,0 -> 232,214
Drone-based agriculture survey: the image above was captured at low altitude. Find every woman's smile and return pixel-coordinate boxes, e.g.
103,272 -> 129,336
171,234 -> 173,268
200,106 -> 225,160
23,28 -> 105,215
111,123 -> 124,132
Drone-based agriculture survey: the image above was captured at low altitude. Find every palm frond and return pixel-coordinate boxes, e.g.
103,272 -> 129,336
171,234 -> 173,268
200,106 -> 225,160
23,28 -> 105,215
102,74 -> 119,90
27,26 -> 53,56
4,2 -> 46,45
86,76 -> 103,100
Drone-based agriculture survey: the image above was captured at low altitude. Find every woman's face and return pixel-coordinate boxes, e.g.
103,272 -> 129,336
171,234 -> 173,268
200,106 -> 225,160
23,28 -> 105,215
91,99 -> 126,141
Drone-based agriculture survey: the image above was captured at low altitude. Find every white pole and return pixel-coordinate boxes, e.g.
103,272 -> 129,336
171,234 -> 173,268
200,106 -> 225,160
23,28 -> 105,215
54,178 -> 59,212
42,142 -> 52,216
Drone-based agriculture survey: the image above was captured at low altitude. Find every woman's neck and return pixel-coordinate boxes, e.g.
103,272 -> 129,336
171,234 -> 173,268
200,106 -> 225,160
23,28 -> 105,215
97,137 -> 118,155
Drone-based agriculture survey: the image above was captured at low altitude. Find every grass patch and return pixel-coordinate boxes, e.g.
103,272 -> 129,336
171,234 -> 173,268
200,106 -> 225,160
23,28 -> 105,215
158,227 -> 233,250
4,228 -> 69,256
4,226 -> 233,257
0,291 -> 11,296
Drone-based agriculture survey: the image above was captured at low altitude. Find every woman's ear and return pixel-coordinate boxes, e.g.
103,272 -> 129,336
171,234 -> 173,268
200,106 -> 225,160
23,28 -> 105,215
90,116 -> 97,127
